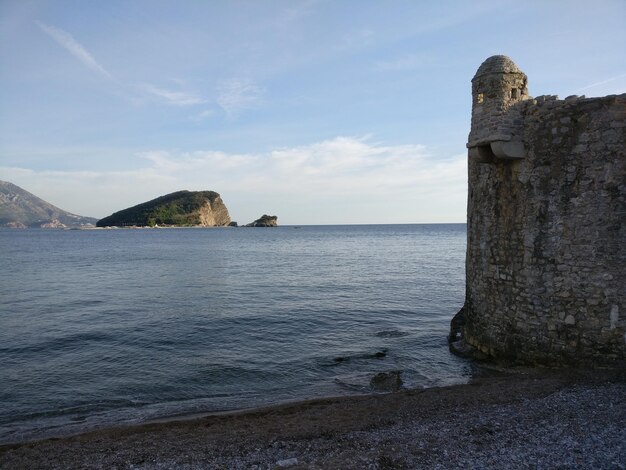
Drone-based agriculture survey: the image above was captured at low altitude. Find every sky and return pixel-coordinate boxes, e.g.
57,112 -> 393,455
0,0 -> 624,224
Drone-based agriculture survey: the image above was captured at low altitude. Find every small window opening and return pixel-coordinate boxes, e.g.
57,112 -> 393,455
476,144 -> 496,163
511,88 -> 519,99
477,93 -> 484,104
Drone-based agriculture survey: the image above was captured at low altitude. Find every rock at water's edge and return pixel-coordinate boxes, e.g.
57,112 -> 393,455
370,371 -> 403,392
246,214 -> 278,227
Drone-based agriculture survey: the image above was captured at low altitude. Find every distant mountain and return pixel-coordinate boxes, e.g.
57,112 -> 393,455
97,190 -> 231,227
0,180 -> 97,228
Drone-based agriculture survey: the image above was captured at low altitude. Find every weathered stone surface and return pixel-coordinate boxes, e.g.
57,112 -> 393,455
370,371 -> 403,392
454,55 -> 625,367
196,197 -> 231,226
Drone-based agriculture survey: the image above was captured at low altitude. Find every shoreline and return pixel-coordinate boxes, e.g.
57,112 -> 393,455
2,367 -> 624,469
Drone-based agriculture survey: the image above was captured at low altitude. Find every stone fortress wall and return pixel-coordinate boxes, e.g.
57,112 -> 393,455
450,56 -> 625,366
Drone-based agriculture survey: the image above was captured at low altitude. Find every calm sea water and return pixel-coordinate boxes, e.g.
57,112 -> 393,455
0,224 -> 469,444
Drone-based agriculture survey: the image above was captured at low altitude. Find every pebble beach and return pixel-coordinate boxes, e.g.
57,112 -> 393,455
1,368 -> 624,469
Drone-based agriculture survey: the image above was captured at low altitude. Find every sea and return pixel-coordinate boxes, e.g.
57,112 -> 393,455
0,224 -> 471,444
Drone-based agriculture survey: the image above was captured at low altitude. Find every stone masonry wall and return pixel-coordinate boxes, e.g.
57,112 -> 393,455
457,56 -> 625,366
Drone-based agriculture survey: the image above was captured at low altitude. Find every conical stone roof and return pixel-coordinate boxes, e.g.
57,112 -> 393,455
473,55 -> 523,80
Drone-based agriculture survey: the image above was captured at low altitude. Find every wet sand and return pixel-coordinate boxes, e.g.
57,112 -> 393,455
1,367 -> 624,469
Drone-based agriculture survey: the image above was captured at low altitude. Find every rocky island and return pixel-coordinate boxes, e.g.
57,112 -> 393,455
246,214 -> 278,227
96,190 -> 231,227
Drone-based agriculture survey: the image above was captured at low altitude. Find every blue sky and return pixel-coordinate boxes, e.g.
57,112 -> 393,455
1,0 -> 624,224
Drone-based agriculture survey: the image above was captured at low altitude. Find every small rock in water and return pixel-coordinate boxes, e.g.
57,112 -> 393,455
370,371 -> 403,392
375,330 -> 410,338
276,457 -> 299,467
371,350 -> 387,359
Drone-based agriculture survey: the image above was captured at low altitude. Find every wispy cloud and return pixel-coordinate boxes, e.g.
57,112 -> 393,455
189,109 -> 215,122
140,84 -> 207,106
339,28 -> 375,51
217,79 -> 265,117
36,21 -> 209,108
36,21 -> 113,80
575,72 -> 626,93
280,0 -> 319,22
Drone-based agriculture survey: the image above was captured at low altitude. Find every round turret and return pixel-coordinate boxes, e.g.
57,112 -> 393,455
469,55 -> 529,145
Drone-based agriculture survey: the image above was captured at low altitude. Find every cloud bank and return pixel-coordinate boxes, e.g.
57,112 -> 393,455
1,137 -> 467,224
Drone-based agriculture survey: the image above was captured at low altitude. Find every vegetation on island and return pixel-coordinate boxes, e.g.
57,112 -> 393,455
96,190 -> 227,227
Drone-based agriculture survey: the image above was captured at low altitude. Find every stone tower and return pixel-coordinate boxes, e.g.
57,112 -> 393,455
468,55 -> 529,161
451,55 -> 626,366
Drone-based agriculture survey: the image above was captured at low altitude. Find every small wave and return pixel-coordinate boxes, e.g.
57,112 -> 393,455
319,348 -> 389,367
6,398 -> 152,423
0,331 -> 115,355
65,299 -> 106,308
333,369 -> 404,393
333,377 -> 370,393
374,330 -> 410,338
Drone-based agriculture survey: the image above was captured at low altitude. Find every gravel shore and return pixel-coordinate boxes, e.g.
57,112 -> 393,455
1,368 -> 624,469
